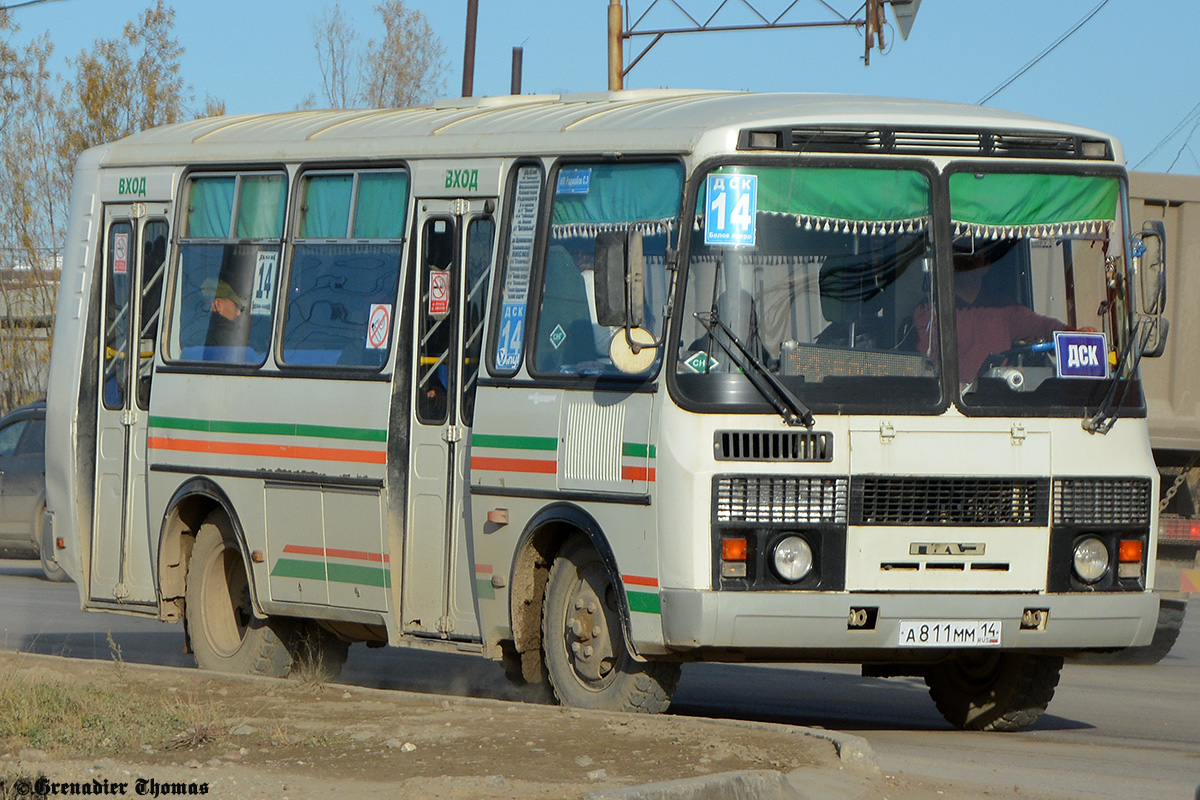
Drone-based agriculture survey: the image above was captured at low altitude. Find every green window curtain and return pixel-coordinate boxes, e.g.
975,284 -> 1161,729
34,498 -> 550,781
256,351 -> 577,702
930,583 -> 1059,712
353,171 -> 409,239
235,174 -> 286,239
185,177 -> 235,238
550,162 -> 683,236
949,173 -> 1118,237
708,166 -> 931,232
299,174 -> 353,238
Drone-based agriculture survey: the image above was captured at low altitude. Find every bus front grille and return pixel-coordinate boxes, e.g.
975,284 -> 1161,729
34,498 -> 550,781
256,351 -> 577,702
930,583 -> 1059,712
851,476 -> 1050,527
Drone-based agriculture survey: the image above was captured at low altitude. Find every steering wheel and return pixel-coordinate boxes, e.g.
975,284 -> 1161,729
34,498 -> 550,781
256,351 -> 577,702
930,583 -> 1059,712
978,339 -> 1055,374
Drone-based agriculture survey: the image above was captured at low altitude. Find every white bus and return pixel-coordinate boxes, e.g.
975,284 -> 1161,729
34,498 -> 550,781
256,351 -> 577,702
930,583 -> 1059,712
45,90 -> 1168,732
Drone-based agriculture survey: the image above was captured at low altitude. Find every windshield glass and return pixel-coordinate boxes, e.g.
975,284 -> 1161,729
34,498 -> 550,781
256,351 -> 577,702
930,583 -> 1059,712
949,171 -> 1135,410
675,165 -> 940,412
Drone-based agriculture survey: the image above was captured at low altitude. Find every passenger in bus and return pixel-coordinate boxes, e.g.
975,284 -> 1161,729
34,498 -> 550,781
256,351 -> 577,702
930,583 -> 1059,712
201,277 -> 250,353
913,248 -> 1067,380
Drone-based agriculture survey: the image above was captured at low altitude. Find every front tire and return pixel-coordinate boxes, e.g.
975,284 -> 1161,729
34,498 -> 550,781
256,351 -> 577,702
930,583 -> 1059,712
541,537 -> 679,713
925,652 -> 1063,731
185,518 -> 295,678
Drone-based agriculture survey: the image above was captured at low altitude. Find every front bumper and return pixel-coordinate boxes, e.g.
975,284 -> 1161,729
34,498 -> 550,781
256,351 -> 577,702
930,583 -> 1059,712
659,589 -> 1158,654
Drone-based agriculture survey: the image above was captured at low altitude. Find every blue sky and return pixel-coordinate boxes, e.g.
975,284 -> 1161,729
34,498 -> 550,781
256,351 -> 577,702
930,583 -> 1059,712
6,1 -> 1199,174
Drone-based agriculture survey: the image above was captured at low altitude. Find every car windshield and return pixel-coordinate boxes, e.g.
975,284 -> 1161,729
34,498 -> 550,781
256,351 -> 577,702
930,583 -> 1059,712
675,165 -> 940,412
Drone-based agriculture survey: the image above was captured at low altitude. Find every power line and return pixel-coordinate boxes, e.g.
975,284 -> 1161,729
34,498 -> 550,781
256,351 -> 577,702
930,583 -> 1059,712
1133,99 -> 1200,169
977,0 -> 1110,106
0,0 -> 71,10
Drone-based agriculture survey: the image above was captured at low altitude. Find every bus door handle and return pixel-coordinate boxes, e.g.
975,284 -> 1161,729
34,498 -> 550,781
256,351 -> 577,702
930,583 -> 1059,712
442,425 -> 463,444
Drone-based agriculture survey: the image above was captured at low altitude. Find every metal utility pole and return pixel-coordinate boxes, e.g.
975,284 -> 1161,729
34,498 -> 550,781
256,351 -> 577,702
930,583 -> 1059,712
608,0 -> 624,91
462,0 -> 479,97
511,46 -> 524,95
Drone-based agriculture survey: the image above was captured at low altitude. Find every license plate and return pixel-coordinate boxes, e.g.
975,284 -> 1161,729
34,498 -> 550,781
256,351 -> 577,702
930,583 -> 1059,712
898,620 -> 1002,647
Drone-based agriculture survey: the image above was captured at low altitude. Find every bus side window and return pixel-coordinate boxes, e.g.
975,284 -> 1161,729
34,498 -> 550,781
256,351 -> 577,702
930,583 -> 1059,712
170,173 -> 284,365
280,170 -> 408,369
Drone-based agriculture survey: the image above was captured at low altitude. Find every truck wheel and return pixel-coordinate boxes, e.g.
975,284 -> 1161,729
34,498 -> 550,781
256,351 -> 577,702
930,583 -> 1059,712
185,518 -> 294,678
925,652 -> 1063,731
542,537 -> 679,713
36,507 -> 69,582
1109,599 -> 1186,665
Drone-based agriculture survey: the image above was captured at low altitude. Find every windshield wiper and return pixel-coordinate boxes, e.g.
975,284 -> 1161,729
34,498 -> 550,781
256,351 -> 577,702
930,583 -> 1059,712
694,310 -> 815,429
1083,318 -> 1154,435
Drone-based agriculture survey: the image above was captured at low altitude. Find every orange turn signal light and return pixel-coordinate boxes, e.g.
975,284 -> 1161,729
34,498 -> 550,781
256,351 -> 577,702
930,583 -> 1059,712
722,537 -> 748,562
1118,539 -> 1144,563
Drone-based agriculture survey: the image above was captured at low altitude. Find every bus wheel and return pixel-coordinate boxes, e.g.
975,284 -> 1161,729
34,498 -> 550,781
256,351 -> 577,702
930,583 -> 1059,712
185,519 -> 293,678
542,537 -> 679,713
924,652 -> 1063,732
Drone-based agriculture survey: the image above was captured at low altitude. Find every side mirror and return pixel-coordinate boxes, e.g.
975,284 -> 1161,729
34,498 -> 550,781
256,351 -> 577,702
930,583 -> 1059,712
1134,220 -> 1167,316
1132,219 -> 1169,357
593,230 -> 644,328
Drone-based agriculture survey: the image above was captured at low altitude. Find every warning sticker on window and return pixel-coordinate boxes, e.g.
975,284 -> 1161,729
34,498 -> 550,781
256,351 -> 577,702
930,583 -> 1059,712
366,303 -> 392,350
429,270 -> 450,316
113,232 -> 129,274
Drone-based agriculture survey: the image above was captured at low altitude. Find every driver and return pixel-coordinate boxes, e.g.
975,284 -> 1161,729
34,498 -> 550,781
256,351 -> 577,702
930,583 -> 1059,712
913,249 -> 1066,380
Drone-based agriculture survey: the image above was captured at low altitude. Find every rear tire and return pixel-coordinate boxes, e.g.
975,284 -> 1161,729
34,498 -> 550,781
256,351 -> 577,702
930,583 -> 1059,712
924,652 -> 1063,731
542,536 -> 679,713
185,518 -> 295,678
1080,599 -> 1186,666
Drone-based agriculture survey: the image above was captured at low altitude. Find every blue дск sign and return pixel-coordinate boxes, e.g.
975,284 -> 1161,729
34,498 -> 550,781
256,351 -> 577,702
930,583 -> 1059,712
705,174 -> 757,247
1054,331 -> 1109,379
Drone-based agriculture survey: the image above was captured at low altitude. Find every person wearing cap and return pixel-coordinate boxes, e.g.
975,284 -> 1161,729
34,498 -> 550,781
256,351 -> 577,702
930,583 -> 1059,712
202,277 -> 249,351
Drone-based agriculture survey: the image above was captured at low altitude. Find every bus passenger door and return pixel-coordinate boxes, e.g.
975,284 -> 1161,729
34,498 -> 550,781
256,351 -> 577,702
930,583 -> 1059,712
90,207 -> 169,606
403,201 -> 496,638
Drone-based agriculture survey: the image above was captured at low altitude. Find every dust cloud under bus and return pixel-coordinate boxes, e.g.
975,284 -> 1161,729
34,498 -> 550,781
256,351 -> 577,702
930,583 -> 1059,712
45,90 -> 1169,732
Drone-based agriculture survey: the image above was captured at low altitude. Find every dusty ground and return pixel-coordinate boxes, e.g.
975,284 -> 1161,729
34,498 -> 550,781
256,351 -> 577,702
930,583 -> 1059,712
0,651 -> 1049,800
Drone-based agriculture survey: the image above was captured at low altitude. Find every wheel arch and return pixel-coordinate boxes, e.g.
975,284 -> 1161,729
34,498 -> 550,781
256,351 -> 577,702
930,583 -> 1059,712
157,477 -> 259,622
507,502 -> 639,673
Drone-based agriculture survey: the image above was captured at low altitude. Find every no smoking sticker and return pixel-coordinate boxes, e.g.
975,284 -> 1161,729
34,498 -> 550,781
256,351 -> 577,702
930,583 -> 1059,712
429,270 -> 450,316
366,303 -> 392,350
113,232 -> 129,274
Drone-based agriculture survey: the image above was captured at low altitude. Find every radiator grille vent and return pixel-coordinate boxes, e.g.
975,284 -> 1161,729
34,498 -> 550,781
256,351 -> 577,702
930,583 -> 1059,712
714,431 -> 833,462
715,475 -> 848,524
1053,478 -> 1152,526
851,476 -> 1050,526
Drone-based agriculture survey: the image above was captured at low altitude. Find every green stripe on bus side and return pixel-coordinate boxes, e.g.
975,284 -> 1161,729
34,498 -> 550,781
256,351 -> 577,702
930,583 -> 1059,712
148,415 -> 386,443
272,558 -> 391,588
271,558 -> 326,581
471,433 -> 557,451
472,433 -> 655,459
621,443 -> 657,459
327,562 -> 391,588
626,590 -> 661,615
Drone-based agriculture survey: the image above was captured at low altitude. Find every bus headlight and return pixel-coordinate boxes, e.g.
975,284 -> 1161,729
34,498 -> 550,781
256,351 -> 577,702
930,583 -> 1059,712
772,535 -> 814,582
1072,536 -> 1109,583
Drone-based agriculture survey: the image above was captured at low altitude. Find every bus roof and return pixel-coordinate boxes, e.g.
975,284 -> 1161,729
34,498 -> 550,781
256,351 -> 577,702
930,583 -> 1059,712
89,89 -> 1123,167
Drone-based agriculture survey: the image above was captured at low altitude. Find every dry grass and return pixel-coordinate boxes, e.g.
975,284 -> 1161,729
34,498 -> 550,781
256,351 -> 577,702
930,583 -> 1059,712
0,667 -> 228,757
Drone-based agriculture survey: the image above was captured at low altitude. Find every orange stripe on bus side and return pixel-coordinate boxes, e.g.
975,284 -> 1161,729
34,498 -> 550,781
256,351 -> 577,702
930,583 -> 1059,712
469,456 -> 557,474
281,544 -> 389,563
147,436 -> 386,465
621,466 -> 656,482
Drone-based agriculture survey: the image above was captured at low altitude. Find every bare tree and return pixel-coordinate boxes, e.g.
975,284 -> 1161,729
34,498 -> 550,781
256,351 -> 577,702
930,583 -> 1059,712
56,0 -> 191,157
361,1 -> 447,108
310,4 -> 362,108
0,18 -> 60,410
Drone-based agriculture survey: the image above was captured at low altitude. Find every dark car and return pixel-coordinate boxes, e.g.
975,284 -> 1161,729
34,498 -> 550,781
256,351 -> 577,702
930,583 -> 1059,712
0,400 -> 65,581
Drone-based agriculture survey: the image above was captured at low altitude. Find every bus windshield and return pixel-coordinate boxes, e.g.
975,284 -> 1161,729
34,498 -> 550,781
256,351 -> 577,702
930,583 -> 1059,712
949,171 -> 1134,411
675,165 -> 940,412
